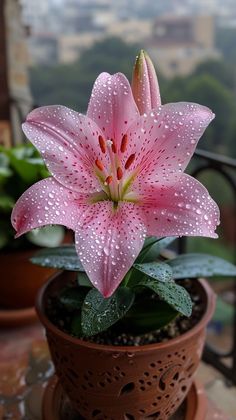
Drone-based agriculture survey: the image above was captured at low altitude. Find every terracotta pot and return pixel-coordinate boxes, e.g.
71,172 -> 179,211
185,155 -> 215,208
0,306 -> 37,328
0,250 -> 57,309
42,376 -> 207,420
36,272 -> 215,420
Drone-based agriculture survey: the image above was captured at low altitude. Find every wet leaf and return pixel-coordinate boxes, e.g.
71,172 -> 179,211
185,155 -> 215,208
81,287 -> 135,336
31,245 -> 85,271
77,272 -> 93,287
137,236 -> 176,262
133,261 -> 173,282
59,286 -> 88,311
120,299 -> 178,334
136,278 -> 192,317
27,225 -> 64,247
71,313 -> 83,336
168,253 -> 236,279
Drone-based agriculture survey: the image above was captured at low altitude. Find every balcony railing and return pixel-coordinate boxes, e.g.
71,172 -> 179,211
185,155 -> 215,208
179,148 -> 236,385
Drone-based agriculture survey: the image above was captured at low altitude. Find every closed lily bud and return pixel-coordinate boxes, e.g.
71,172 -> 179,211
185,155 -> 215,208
132,50 -> 161,115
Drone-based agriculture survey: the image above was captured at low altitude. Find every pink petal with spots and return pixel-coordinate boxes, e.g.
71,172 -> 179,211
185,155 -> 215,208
22,105 -> 108,193
75,201 -> 146,297
87,72 -> 139,148
121,102 -> 214,183
139,174 -> 220,238
11,177 -> 89,237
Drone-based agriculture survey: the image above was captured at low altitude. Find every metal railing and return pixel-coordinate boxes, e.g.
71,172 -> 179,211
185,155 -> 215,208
179,148 -> 236,385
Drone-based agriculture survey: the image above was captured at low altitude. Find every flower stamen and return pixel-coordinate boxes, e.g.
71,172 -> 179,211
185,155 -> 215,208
98,135 -> 106,153
125,153 -> 136,170
105,175 -> 113,185
117,167 -> 123,180
95,159 -> 104,171
120,134 -> 128,153
111,139 -> 117,154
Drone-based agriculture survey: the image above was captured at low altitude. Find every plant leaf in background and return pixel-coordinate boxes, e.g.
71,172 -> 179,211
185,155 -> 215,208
77,272 -> 93,287
137,236 -> 176,263
59,286 -> 89,311
5,147 -> 49,184
121,299 -> 178,334
168,253 -> 236,278
81,287 -> 135,336
30,245 -> 85,271
26,225 -> 64,247
133,261 -> 173,282
0,194 -> 15,212
134,277 -> 192,317
0,152 -> 12,183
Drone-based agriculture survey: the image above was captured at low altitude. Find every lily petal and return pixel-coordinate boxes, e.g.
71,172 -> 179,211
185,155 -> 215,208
139,174 -> 220,238
123,102 -> 214,183
22,105 -> 106,193
11,177 -> 88,237
132,50 -> 161,114
87,72 -> 139,148
75,201 -> 146,297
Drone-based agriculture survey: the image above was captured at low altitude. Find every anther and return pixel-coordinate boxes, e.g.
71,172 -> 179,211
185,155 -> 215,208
111,139 -> 117,154
105,175 -> 113,185
117,167 -> 123,180
98,135 -> 106,153
95,159 -> 104,171
120,134 -> 128,153
125,154 -> 136,170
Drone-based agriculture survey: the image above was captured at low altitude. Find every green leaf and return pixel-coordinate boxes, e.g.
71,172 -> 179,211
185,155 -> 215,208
137,236 -> 176,262
81,287 -> 135,336
31,245 -> 85,271
168,253 -> 236,279
136,278 -> 192,317
59,286 -> 88,311
0,194 -> 14,212
26,225 -> 64,247
77,272 -> 93,287
213,297 -> 234,324
133,262 -> 173,282
70,312 -> 83,337
71,313 -> 83,336
121,299 -> 178,334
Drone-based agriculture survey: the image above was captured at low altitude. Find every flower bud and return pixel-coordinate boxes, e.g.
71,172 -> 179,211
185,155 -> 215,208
132,50 -> 161,115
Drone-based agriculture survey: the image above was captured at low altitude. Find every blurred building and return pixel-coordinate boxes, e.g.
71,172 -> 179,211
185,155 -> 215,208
58,18 -> 152,64
146,15 -> 221,78
20,0 -> 50,34
0,0 -> 32,146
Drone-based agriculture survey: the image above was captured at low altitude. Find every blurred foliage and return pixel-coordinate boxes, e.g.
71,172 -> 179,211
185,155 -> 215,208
30,37 -> 140,112
0,145 -> 64,251
162,70 -> 236,157
30,36 -> 236,158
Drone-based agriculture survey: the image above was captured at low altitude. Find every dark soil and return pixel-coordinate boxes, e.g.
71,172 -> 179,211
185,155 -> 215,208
46,279 -> 205,347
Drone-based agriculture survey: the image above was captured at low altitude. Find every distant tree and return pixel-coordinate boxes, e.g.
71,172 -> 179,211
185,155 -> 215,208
193,59 -> 236,91
160,73 -> 236,157
79,37 -> 140,80
185,74 -> 236,155
30,37 -> 140,113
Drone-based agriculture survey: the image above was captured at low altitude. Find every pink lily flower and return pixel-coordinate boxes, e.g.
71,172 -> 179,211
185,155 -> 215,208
132,49 -> 161,115
11,72 -> 219,297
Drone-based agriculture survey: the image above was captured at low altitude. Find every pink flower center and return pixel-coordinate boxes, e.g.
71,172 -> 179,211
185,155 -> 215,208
94,134 -> 137,203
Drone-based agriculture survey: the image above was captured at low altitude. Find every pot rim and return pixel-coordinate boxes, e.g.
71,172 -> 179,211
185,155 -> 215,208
0,306 -> 37,327
36,271 -> 216,353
